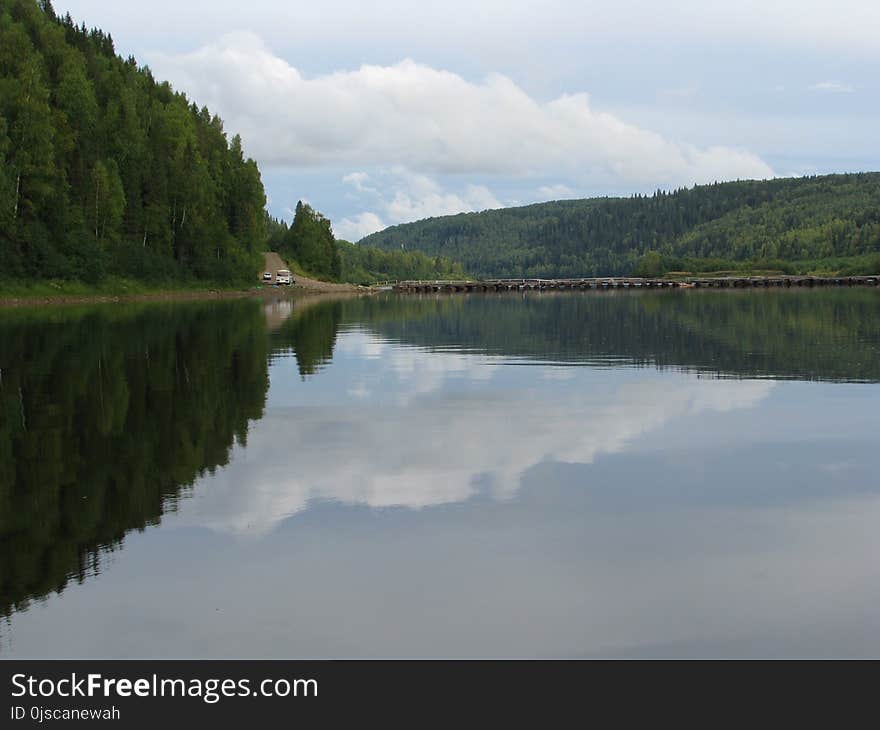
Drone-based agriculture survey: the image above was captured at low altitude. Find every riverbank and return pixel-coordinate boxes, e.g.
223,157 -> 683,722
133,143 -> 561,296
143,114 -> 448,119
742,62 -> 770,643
0,276 -> 373,308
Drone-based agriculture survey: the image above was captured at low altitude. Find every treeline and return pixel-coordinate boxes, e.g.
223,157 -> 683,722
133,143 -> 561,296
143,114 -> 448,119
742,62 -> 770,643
359,173 -> 880,278
267,201 -> 467,284
270,201 -> 341,281
337,240 -> 466,284
0,0 -> 266,285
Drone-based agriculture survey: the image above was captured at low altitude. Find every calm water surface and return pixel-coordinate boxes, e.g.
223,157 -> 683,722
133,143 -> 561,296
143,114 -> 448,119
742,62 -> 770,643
1,289 -> 879,657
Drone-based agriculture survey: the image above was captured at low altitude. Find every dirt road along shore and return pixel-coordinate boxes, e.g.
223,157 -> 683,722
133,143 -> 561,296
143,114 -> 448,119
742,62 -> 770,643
262,252 -> 366,293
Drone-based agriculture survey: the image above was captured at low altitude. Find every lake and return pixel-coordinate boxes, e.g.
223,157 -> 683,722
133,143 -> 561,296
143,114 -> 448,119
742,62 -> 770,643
1,288 -> 879,658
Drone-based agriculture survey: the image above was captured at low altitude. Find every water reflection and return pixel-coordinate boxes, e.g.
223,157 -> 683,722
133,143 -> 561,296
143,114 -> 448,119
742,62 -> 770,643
271,298 -> 343,376
173,335 -> 776,536
1,289 -> 879,657
264,288 -> 880,382
0,302 -> 268,616
343,290 -> 880,381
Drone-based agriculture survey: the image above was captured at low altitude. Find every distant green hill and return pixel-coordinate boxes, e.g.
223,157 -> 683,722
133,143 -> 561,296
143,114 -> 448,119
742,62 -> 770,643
359,173 -> 880,278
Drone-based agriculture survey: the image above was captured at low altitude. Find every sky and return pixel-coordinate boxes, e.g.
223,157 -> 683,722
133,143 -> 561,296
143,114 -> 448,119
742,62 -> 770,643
58,0 -> 880,240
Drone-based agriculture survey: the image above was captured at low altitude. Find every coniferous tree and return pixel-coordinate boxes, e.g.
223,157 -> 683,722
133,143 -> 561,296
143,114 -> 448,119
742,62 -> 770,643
0,0 -> 267,285
280,201 -> 341,281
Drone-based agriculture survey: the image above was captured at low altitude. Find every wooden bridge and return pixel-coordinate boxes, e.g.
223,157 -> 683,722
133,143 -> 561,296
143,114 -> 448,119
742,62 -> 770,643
393,275 -> 879,293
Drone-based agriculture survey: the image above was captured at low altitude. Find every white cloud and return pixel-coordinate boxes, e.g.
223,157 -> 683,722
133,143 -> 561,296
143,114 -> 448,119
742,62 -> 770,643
537,183 -> 575,200
334,211 -> 387,241
383,170 -> 502,221
336,168 -> 503,239
809,81 -> 855,93
151,32 -> 774,187
341,171 -> 376,194
170,332 -> 776,536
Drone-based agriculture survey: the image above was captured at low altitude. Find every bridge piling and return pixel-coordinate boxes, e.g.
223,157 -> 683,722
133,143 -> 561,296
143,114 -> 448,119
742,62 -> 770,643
392,275 -> 879,294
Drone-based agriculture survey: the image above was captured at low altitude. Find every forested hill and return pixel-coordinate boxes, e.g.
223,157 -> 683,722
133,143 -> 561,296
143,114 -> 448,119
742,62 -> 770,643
0,0 -> 266,285
358,173 -> 880,278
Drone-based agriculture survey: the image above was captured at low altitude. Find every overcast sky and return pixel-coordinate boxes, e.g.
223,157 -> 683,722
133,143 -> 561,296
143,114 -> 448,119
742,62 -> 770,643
59,1 -> 879,240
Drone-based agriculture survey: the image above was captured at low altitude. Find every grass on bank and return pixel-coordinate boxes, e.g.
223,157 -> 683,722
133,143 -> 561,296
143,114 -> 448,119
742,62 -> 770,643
640,252 -> 880,280
0,276 -> 262,299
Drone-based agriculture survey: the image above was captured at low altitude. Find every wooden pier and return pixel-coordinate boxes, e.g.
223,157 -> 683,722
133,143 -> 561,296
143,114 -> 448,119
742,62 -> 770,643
393,275 -> 879,293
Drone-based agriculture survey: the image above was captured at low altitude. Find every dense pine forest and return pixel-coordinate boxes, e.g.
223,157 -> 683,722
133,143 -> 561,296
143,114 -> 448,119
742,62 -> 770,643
359,173 -> 880,278
0,0 -> 266,286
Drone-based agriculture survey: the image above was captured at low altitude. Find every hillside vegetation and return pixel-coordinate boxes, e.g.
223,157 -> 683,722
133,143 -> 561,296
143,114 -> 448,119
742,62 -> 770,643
359,173 -> 880,278
266,203 -> 469,285
0,0 -> 266,286
337,240 -> 466,284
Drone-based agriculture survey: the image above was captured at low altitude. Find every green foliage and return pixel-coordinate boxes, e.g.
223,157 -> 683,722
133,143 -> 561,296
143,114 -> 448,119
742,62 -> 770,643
276,201 -> 341,281
265,213 -> 288,252
634,250 -> 663,277
337,239 -> 467,284
359,173 -> 880,277
88,158 -> 125,244
836,253 -> 880,276
0,0 -> 266,286
272,201 -> 468,284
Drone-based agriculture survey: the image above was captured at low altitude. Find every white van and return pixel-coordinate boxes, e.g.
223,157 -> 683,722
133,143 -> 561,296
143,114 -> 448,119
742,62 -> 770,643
276,270 -> 293,286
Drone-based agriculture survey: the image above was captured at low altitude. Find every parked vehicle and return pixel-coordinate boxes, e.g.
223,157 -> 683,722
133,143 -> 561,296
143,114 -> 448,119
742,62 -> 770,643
276,270 -> 293,285
262,271 -> 272,282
